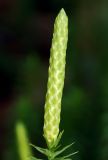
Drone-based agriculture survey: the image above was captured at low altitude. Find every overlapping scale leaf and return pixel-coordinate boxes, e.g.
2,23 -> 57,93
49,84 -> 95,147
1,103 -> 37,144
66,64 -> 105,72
43,8 -> 68,147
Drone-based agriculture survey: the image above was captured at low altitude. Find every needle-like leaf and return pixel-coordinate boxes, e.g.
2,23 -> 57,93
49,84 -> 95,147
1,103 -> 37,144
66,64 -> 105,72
30,144 -> 47,156
54,143 -> 75,157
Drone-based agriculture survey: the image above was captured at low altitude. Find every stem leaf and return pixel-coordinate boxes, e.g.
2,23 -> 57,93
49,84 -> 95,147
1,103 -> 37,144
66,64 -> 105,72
54,142 -> 75,157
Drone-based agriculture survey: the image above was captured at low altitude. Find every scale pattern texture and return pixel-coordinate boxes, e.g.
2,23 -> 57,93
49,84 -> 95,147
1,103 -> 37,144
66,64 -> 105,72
43,9 -> 68,145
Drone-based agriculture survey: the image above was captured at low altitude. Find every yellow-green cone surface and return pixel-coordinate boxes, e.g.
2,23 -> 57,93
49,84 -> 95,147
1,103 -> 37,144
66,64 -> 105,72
43,8 -> 68,146
16,122 -> 32,160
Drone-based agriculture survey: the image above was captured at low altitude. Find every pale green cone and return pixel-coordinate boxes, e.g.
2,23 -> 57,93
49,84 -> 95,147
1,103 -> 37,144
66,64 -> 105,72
43,8 -> 68,147
16,122 -> 32,160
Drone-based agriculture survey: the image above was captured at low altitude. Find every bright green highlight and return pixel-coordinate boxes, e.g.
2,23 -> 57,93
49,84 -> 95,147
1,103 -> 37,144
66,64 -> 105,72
16,121 -> 32,160
43,8 -> 68,147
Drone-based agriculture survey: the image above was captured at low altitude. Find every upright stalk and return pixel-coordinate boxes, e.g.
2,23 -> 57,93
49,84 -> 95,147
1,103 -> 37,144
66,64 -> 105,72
43,8 -> 68,148
30,9 -> 78,160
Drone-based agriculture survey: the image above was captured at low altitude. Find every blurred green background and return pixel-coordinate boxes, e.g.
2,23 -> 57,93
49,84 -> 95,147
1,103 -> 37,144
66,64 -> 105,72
0,0 -> 108,160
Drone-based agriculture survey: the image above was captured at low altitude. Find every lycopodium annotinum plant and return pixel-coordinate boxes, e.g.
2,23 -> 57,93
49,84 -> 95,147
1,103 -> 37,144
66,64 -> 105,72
30,8 -> 78,160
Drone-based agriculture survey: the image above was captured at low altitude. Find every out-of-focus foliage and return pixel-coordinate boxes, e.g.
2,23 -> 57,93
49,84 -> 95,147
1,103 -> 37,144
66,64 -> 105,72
16,122 -> 32,160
